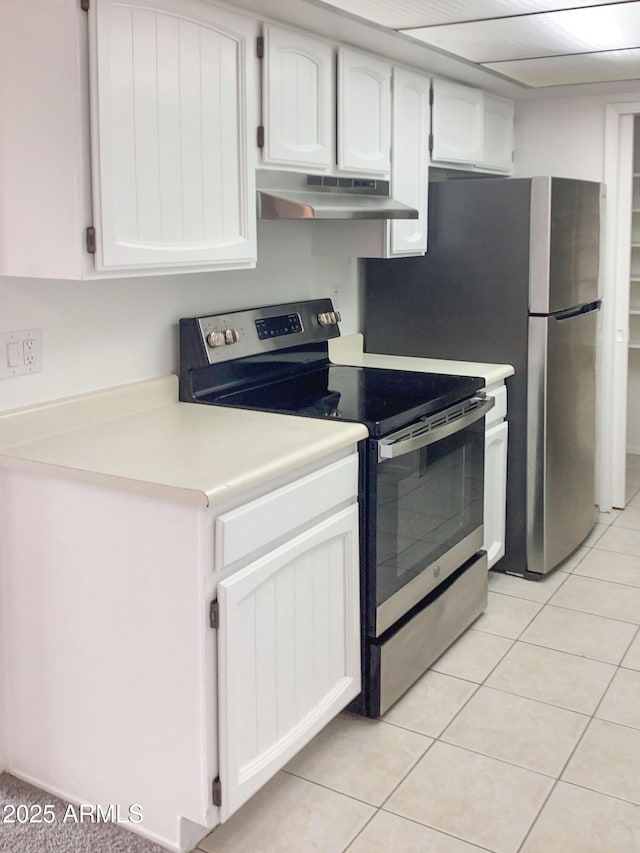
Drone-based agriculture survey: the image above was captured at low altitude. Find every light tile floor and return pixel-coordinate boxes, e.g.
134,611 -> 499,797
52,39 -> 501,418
196,457 -> 640,853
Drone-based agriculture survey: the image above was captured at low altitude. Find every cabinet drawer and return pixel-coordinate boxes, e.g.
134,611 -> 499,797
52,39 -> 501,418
215,454 -> 358,568
370,551 -> 487,716
486,385 -> 507,427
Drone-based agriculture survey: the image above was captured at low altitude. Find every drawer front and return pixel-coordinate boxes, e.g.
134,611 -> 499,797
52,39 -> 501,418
372,552 -> 488,716
486,384 -> 507,427
215,454 -> 358,569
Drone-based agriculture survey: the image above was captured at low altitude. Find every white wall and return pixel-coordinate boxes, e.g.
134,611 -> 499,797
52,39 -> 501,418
0,222 -> 359,413
513,88 -> 639,181
513,95 -> 603,180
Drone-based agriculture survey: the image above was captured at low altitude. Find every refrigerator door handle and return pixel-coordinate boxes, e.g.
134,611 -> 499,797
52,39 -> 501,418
545,300 -> 602,322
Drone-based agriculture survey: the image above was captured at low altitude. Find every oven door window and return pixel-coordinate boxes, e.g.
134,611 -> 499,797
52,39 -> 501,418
375,421 -> 484,616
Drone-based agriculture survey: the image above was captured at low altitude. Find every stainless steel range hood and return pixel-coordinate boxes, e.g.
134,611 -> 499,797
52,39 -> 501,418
256,170 -> 418,220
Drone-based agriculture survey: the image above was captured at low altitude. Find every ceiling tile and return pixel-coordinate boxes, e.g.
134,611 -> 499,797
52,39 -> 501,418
483,47 -> 640,85
401,4 -> 640,63
317,0 -> 636,30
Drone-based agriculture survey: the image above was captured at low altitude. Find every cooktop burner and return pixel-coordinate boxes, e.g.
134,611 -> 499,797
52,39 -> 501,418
178,298 -> 484,438
198,364 -> 483,437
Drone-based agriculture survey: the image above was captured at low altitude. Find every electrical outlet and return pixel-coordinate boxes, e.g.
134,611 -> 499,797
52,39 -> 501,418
0,329 -> 43,379
23,338 -> 37,366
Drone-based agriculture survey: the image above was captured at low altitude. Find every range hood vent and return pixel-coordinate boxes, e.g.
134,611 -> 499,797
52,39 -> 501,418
256,170 -> 418,221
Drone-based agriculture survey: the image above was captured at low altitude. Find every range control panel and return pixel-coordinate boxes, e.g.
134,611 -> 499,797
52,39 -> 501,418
180,298 -> 341,367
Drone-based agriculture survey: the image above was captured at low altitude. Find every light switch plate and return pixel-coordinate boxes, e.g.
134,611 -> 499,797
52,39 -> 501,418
0,329 -> 43,379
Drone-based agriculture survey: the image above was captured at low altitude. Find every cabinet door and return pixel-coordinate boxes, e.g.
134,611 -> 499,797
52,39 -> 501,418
90,0 -> 257,270
484,420 -> 508,569
431,78 -> 483,165
483,95 -> 514,172
389,67 -> 430,256
262,25 -> 334,170
338,47 -> 391,175
217,505 -> 360,821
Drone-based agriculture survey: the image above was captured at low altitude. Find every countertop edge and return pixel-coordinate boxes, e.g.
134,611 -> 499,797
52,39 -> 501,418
329,334 -> 515,384
0,394 -> 368,509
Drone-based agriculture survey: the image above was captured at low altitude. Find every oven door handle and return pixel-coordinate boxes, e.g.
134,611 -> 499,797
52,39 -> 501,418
377,395 -> 494,462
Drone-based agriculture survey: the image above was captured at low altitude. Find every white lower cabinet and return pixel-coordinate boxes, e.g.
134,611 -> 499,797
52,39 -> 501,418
217,505 -> 360,820
0,449 -> 360,852
484,384 -> 508,569
484,420 -> 508,568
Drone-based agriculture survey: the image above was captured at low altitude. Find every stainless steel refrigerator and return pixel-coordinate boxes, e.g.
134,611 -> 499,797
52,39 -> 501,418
364,176 -> 601,578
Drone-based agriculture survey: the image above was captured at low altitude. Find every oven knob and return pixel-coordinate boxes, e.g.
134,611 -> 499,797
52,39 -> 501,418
333,310 -> 342,324
317,312 -> 332,326
206,330 -> 225,348
224,328 -> 241,345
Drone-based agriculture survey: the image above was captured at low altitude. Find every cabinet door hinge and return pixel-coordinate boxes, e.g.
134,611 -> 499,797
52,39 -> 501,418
80,0 -> 90,10
429,84 -> 434,106
85,226 -> 97,254
256,36 -> 264,59
257,126 -> 265,148
212,777 -> 222,807
428,133 -> 434,154
209,599 -> 219,629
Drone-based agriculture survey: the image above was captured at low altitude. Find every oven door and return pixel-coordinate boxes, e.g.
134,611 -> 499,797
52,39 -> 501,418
365,395 -> 493,637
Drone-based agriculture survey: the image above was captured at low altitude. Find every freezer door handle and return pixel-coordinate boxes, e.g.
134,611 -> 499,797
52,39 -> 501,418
377,395 -> 494,461
534,299 -> 602,322
555,300 -> 602,321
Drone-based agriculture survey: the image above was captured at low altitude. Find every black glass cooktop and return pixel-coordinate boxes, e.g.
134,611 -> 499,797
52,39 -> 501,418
199,364 -> 483,437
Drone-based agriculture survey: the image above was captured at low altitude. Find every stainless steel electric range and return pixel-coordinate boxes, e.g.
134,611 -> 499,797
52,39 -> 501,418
179,299 -> 493,717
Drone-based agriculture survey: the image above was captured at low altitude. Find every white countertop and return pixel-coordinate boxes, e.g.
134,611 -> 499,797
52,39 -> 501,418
329,334 -> 514,386
0,339 -> 512,507
0,376 -> 367,508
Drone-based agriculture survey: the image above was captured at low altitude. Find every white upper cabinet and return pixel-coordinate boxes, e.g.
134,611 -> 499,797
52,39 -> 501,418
337,47 -> 391,175
91,0 -> 257,272
483,94 -> 515,172
431,78 -> 514,174
389,67 -> 430,256
261,25 -> 334,170
431,79 -> 484,165
311,64 -> 429,259
0,0 -> 257,279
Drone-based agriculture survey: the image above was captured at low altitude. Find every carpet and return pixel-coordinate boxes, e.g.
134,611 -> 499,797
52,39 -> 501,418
0,773 -> 171,853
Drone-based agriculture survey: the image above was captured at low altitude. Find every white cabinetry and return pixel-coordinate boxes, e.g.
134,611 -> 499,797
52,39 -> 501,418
260,25 -> 334,170
0,450 -> 360,851
215,454 -> 360,820
431,79 -> 513,174
389,67 -> 430,256
0,0 -> 257,279
337,47 -> 392,175
483,94 -> 515,172
259,29 -> 391,178
311,65 -> 429,259
484,383 -> 508,569
431,79 -> 484,165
